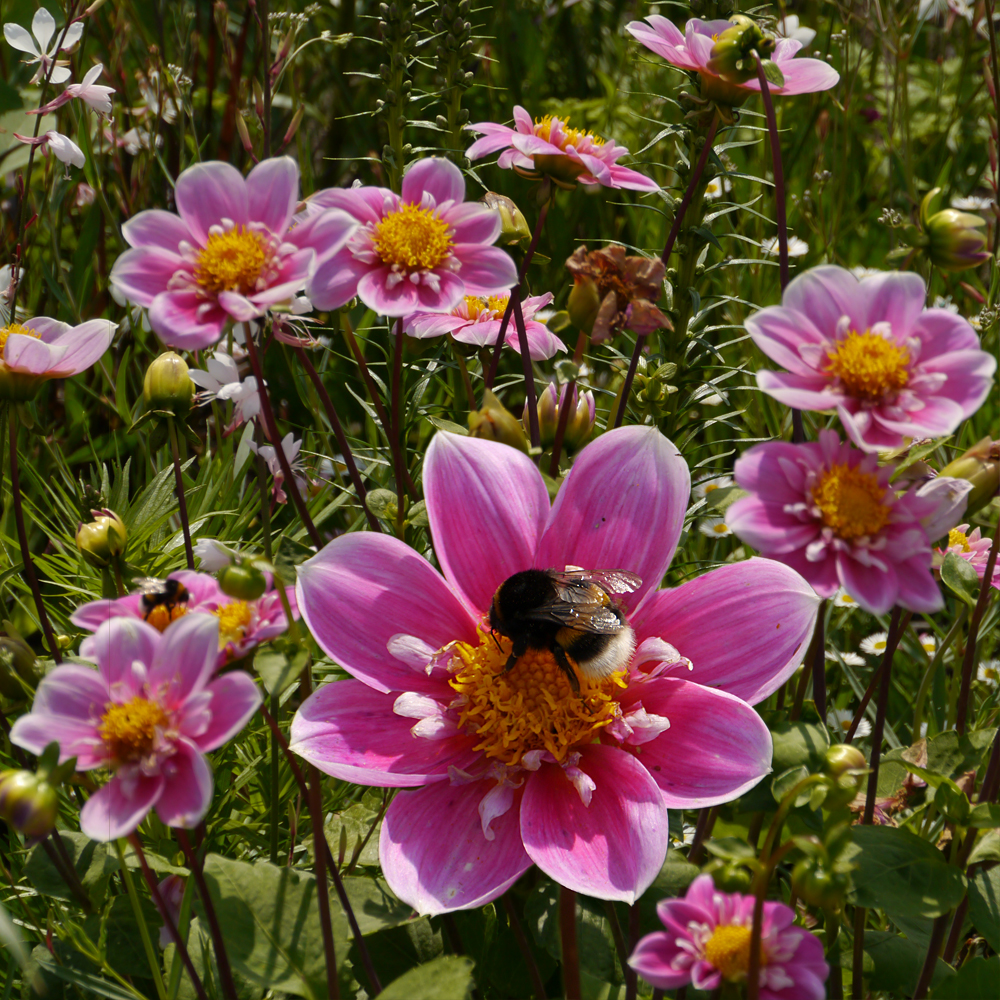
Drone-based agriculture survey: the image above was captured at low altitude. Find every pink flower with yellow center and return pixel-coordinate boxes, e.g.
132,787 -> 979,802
745,266 -> 996,452
404,291 -> 565,359
289,427 -> 819,914
305,158 -> 517,316
70,570 -> 298,667
109,157 -> 357,350
465,107 -> 658,191
629,874 -> 828,998
938,523 -> 1000,590
9,615 -> 261,841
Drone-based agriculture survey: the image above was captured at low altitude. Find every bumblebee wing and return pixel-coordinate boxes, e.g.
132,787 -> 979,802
551,568 -> 642,595
520,600 -> 626,634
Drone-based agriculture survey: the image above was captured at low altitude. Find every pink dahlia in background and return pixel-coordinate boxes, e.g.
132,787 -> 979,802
626,17 -> 839,103
746,266 -> 996,452
728,430 -> 948,615
629,874 -> 828,998
0,316 -> 115,401
9,615 -> 261,841
465,107 -> 658,191
938,523 -> 1000,589
290,426 -> 819,914
305,157 -> 517,315
404,291 -> 565,359
110,157 -> 357,350
71,569 -> 298,666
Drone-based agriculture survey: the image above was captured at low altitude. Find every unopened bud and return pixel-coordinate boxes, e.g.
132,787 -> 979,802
283,107 -> 305,147
0,770 -> 59,839
567,276 -> 601,335
525,383 -> 596,452
468,389 -> 529,452
705,859 -> 752,893
144,352 -> 195,416
706,15 -> 775,83
792,858 -> 847,911
939,437 -> 1000,516
919,188 -> 990,272
0,636 -> 38,698
825,743 -> 867,777
235,112 -> 254,154
217,562 -> 267,602
479,192 -> 531,248
75,508 -> 127,568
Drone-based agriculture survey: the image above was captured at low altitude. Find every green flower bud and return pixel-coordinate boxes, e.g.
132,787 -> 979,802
479,192 -> 532,249
75,508 -> 127,568
567,275 -> 602,335
939,437 -> 999,517
705,858 -> 753,893
825,743 -> 867,778
0,770 -> 59,839
525,383 -> 596,452
468,389 -> 529,453
792,858 -> 848,911
0,635 -> 38,699
143,352 -> 195,416
706,15 -> 776,85
217,563 -> 268,602
919,188 -> 991,272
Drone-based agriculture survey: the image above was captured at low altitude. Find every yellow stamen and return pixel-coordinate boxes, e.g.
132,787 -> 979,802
825,330 -> 910,402
462,294 -> 509,319
194,226 -> 269,295
948,528 -> 972,552
214,600 -> 252,646
99,696 -> 169,763
712,523 -> 730,534
372,203 -> 453,270
0,323 -> 41,354
144,604 -> 189,633
812,463 -> 891,540
704,924 -> 753,982
534,114 -> 606,149
448,632 -> 624,767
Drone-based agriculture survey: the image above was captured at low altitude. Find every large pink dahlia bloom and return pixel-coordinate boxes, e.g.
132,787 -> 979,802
626,17 -> 839,102
9,615 -> 261,841
465,107 -> 658,191
109,157 -> 356,350
746,266 -> 996,451
629,874 -> 828,998
70,570 -> 298,667
305,157 -> 517,316
289,427 -> 819,914
728,430 -> 946,615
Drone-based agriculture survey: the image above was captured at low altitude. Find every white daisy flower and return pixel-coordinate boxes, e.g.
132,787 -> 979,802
850,265 -> 883,280
827,709 -> 871,739
917,634 -> 937,656
978,659 -> 1000,688
931,295 -> 960,314
833,588 -> 859,609
763,235 -> 810,257
951,194 -> 992,212
705,176 -> 733,200
826,650 -> 866,667
698,517 -> 732,538
861,632 -> 889,656
693,475 -> 733,500
670,823 -> 697,847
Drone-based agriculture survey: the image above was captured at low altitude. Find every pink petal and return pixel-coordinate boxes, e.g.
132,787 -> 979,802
70,595 -> 143,631
356,265 -> 423,315
520,745 -> 668,903
155,739 -> 214,829
380,780 -> 532,914
465,132 -> 516,160
174,161 -> 249,245
629,931 -> 692,990
296,533 -> 478,693
109,247 -> 184,307
47,319 -> 115,376
444,202 -> 502,245
196,671 -> 262,751
894,556 -> 944,614
836,554 -> 898,615
308,185 -> 393,226
857,269 -> 926,333
80,772 -> 164,842
628,678 -> 772,807
245,156 -> 299,235
291,680 -> 478,786
10,714 -> 104,769
775,57 -> 841,95
756,369 -> 840,411
607,164 -> 660,192
725,497 -> 819,555
781,265 -> 863,338
744,305 -> 829,376
3,335 -> 59,374
122,210 -> 195,252
452,245 -> 518,295
414,269 -> 465,311
401,156 -> 465,207
631,558 -> 819,704
149,290 -> 227,350
92,618 -> 161,696
304,247 -> 370,311
911,309 -> 982,356
536,426 -> 689,613
424,431 -> 550,613
21,317 -> 70,342
148,613 -> 219,707
285,208 -> 357,265
504,319 -> 566,360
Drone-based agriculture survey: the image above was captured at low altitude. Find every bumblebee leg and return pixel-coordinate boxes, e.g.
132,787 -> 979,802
552,645 -> 581,693
503,637 -> 528,673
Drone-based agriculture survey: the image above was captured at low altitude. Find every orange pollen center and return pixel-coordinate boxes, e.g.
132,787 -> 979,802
948,529 -> 972,552
0,323 -> 41,354
704,923 -> 753,981
372,203 -> 453,269
534,114 -> 605,149
99,696 -> 169,763
811,463 -> 891,540
144,604 -> 189,632
214,600 -> 252,646
824,330 -> 910,401
448,632 -> 624,767
194,226 -> 270,295
463,294 -> 509,320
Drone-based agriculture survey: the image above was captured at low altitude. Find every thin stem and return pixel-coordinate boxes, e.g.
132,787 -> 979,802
167,417 -> 194,570
846,611 -> 911,744
603,901 -> 630,983
269,693 -> 280,865
626,905 -> 640,1000
254,422 -> 274,563
260,0 -> 271,157
306,764 -> 341,1000
390,319 -> 408,533
176,828 -> 239,1000
912,913 -> 949,999
115,840 -> 167,1000
8,411 -> 60,662
851,906 -> 866,1000
687,805 -> 718,866
826,910 -> 843,1000
451,344 -> 476,413
40,837 -> 91,913
502,895 -> 547,1000
811,602 -> 828,721
755,54 -> 789,291
942,896 -> 969,965
559,886 -> 581,1000
549,382 -> 575,476
863,606 -> 904,825
913,608 -> 966,738
986,0 -> 1000,255
512,297 -> 539,448
111,559 -> 127,598
660,116 -> 720,265
613,333 -> 646,430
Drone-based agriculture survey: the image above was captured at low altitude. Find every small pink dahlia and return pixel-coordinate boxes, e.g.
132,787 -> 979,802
727,430 -> 947,615
110,157 -> 357,350
71,570 -> 298,667
404,292 -> 565,359
746,266 -> 996,452
289,426 -> 819,914
465,107 -> 658,191
9,615 -> 262,841
629,874 -> 828,999
305,157 -> 517,316
938,523 -> 1000,590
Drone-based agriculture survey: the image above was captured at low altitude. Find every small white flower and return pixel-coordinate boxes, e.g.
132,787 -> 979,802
827,709 -> 871,739
250,433 -> 310,504
826,649 -> 866,667
193,538 -> 240,572
918,634 -> 937,656
850,265 -> 882,280
693,475 -> 734,500
931,295 -> 960,314
763,235 -> 809,258
13,130 -> 85,168
978,659 -> 1000,688
670,823 -> 697,848
833,588 -> 859,609
704,176 -> 732,200
3,9 -> 83,84
951,194 -> 992,212
776,14 -> 816,46
189,349 -> 263,431
861,632 -> 889,656
698,517 -> 732,538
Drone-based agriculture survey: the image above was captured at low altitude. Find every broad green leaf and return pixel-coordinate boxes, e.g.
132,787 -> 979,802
25,831 -> 117,906
771,764 -> 811,805
931,956 -> 1000,999
83,894 -> 162,978
969,802 -> 1000,828
863,930 -> 953,995
29,945 -> 139,1000
969,829 -> 1000,864
925,729 -> 996,779
941,551 -> 979,606
255,644 -> 309,697
770,719 -> 830,773
378,955 -> 475,1000
968,867 -> 1000,952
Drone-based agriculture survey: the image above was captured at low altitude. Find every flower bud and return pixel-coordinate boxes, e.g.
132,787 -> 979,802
468,389 -> 529,452
825,743 -> 867,778
75,508 -> 127,568
705,859 -> 753,893
525,383 -> 595,452
792,858 -> 847,911
919,188 -> 991,272
706,15 -> 775,84
567,275 -> 601,335
0,770 -> 59,839
0,635 -> 38,699
939,437 -> 1000,517
143,352 -> 195,416
479,192 -> 531,248
217,562 -> 267,602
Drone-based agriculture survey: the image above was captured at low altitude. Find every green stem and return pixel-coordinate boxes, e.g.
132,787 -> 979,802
269,693 -> 280,865
826,910 -> 843,1000
913,609 -> 966,738
115,840 -> 167,1000
166,417 -> 194,571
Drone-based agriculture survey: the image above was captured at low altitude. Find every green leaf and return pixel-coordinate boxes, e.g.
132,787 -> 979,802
863,930 -> 953,995
968,867 -> 1000,952
0,80 -> 23,114
704,484 -> 749,512
25,832 -> 117,906
941,551 -> 979,606
771,765 -> 811,805
933,778 -> 971,825
761,59 -> 785,87
969,802 -> 1000,828
255,644 -> 309,697
969,829 -> 1000,865
931,956 -> 1000,998
770,719 -> 830,773
83,893 -> 162,978
29,945 -> 140,1000
378,955 -> 475,999
704,837 -> 758,862
844,825 -> 967,920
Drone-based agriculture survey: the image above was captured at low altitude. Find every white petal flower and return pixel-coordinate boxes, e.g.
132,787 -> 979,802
951,194 -> 992,211
978,660 -> 1000,688
4,9 -> 83,84
698,516 -> 732,538
860,632 -> 889,656
692,475 -> 733,500
193,538 -> 239,572
704,176 -> 732,200
763,235 -> 809,258
918,634 -> 937,656
44,130 -> 85,167
827,708 -> 871,739
833,588 -> 859,609
189,349 -> 263,431
826,650 -> 866,667
776,14 -> 816,46
250,433 -> 309,504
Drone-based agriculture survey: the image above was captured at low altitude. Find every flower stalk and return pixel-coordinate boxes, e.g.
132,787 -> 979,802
115,839 -> 168,1000
166,416 -> 195,571
845,611 -> 911,743
559,885 -> 581,1000
502,895 -> 547,1000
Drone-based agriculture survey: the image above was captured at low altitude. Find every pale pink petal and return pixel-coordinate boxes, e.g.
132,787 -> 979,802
606,164 -> 660,192
122,210 -> 195,252
452,245 -> 518,295
148,613 -> 219,707
465,131 -> 517,160
10,714 -> 104,769
3,335 -> 58,373
70,595 -> 143,630
520,745 -> 668,903
245,156 -> 299,235
857,270 -> 926,333
174,161 -> 249,245
744,305 -> 829,376
155,739 -> 214,829
109,247 -> 185,306
445,202 -> 502,244
308,185 -> 393,226
196,672 -> 262,751
304,247 -> 370,311
911,309 -> 982,356
92,618 -> 161,695
47,319 -> 115,376
414,269 -> 465,311
80,772 -> 164,842
401,157 -> 465,207
781,265 -> 863,337
285,208 -> 357,265
149,290 -> 227,349
775,57 -> 841,95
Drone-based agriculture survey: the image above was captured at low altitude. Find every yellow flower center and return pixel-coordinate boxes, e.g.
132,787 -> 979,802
99,696 -> 169,763
214,600 -> 252,646
448,633 -> 624,767
463,294 -> 509,320
812,463 -> 891,540
535,115 -> 605,149
0,323 -> 41,353
704,923 -> 753,982
711,522 -> 730,534
194,226 -> 269,295
144,604 -> 189,633
825,330 -> 910,402
372,203 -> 453,270
948,528 -> 972,552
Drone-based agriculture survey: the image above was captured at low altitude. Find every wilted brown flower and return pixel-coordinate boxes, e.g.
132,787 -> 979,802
565,245 -> 671,342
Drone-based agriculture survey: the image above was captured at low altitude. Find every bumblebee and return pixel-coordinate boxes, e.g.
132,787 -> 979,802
488,568 -> 640,690
136,577 -> 190,622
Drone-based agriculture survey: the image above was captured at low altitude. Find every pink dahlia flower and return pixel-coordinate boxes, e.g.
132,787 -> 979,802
305,157 -> 517,316
746,266 -> 996,452
728,430 -> 946,615
70,569 -> 298,667
289,426 -> 819,914
626,17 -> 839,104
404,292 -> 565,359
9,615 -> 262,841
109,157 -> 356,350
0,316 -> 115,401
465,107 -> 658,191
629,874 -> 828,998
938,523 -> 1000,589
